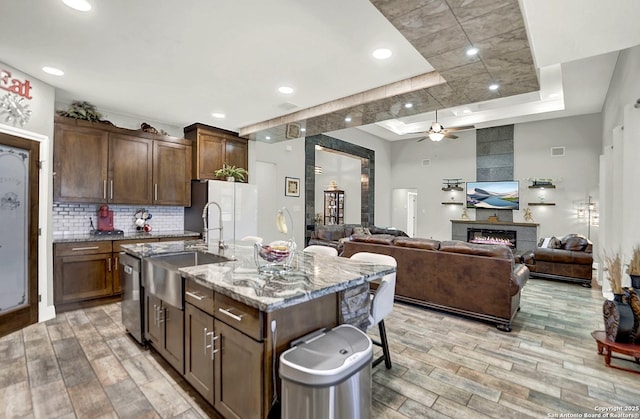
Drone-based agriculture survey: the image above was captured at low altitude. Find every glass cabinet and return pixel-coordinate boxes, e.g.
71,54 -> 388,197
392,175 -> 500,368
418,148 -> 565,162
324,190 -> 344,225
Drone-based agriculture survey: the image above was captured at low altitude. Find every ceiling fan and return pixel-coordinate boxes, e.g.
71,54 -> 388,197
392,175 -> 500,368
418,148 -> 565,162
410,110 -> 475,142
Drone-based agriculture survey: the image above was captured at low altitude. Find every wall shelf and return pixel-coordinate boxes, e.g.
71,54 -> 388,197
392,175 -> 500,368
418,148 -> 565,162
528,202 -> 556,206
442,202 -> 464,205
528,184 -> 555,189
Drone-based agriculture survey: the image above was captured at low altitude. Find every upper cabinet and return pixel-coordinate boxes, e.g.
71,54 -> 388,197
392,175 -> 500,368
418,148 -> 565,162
53,116 -> 192,206
184,123 -> 248,181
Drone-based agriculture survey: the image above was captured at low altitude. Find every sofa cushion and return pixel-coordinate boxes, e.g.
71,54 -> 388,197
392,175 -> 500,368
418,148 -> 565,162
350,234 -> 395,245
439,240 -> 514,261
393,237 -> 441,250
561,234 -> 589,251
369,226 -> 409,237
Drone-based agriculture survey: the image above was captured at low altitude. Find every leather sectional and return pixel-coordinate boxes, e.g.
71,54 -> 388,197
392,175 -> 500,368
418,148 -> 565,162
341,236 -> 529,331
520,233 -> 593,287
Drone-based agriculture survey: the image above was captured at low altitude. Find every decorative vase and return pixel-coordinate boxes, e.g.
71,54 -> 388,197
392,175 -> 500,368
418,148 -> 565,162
603,296 -> 635,342
630,274 -> 640,290
226,176 -> 235,182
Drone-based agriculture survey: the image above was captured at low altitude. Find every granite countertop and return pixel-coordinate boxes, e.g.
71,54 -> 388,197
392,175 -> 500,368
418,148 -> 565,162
121,240 -> 395,312
52,230 -> 200,243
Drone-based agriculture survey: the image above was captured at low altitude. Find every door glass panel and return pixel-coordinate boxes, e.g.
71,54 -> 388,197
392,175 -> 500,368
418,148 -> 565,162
0,144 -> 29,313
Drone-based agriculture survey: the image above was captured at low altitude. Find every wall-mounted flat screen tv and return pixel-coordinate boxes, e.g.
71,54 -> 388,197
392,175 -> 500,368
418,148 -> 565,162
466,181 -> 519,210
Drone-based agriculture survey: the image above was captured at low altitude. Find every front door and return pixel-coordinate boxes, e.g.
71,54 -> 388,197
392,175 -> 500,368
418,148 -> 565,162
0,132 -> 39,338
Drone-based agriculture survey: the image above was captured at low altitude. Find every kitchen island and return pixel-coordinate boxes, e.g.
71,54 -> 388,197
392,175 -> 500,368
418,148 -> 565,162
121,239 -> 395,419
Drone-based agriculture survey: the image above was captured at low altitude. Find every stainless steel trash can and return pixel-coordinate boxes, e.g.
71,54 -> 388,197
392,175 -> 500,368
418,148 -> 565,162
279,324 -> 372,419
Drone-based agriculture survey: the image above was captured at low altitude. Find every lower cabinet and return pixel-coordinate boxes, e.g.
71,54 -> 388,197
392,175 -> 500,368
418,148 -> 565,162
146,293 -> 184,374
214,318 -> 263,419
185,302 -> 215,404
54,241 -> 117,312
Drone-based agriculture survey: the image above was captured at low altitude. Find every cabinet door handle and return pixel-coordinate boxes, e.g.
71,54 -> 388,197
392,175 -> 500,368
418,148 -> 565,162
115,256 -> 118,271
218,307 -> 244,322
153,304 -> 158,327
107,257 -> 112,272
154,183 -> 158,201
185,291 -> 204,301
110,180 -> 113,200
211,333 -> 219,360
71,246 -> 100,251
103,180 -> 107,200
158,307 -> 165,324
204,328 -> 217,356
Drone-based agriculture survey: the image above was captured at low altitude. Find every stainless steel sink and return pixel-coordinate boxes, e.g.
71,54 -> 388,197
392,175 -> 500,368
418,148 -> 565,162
143,251 -> 228,308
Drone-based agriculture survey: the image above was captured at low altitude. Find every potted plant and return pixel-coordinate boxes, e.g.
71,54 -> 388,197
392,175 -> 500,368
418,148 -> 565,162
214,163 -> 248,182
627,245 -> 640,289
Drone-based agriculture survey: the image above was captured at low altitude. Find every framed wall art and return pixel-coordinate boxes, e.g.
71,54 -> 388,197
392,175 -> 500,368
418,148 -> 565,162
285,176 -> 300,197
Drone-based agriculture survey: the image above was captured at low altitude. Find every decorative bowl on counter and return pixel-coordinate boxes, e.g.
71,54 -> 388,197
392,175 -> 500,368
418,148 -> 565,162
254,240 -> 296,273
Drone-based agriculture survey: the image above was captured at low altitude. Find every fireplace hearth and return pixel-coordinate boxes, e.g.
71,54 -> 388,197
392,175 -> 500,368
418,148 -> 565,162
467,228 -> 516,248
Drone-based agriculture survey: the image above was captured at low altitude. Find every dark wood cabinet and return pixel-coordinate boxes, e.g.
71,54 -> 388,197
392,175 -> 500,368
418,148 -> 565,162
54,116 -> 192,205
54,241 -> 117,311
153,140 -> 192,206
146,294 -> 185,374
185,303 -> 215,404
214,319 -> 263,419
184,123 -> 248,181
324,190 -> 345,225
109,133 -> 153,204
53,123 -> 109,203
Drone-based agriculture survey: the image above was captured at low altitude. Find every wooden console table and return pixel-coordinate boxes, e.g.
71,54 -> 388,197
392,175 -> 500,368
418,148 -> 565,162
591,331 -> 640,374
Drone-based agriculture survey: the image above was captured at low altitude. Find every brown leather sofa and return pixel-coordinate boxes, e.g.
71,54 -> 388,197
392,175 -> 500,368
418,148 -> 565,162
308,225 -> 408,254
520,233 -> 593,287
342,236 -> 529,331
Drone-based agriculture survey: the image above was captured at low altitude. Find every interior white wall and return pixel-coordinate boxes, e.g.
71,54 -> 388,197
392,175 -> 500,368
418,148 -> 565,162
599,45 -> 640,292
391,188 -> 417,235
251,139 -> 306,246
390,130 -> 477,241
55,100 -> 184,138
326,127 -> 394,227
514,113 -> 602,243
314,151 -> 361,224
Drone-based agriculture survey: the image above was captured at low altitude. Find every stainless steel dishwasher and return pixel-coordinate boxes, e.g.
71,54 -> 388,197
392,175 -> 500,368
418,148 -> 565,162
120,253 -> 144,344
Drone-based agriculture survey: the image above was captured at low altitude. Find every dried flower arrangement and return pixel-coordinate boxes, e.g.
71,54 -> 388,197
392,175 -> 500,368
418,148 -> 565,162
604,252 -> 623,294
627,245 -> 640,276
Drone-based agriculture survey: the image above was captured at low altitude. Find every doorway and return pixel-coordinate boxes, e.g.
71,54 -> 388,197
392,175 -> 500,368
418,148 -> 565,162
0,132 -> 39,337
407,192 -> 417,238
391,188 -> 417,237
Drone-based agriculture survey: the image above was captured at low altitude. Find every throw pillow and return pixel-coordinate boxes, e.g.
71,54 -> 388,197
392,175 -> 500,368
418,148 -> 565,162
352,226 -> 366,235
549,236 -> 562,249
363,227 -> 371,235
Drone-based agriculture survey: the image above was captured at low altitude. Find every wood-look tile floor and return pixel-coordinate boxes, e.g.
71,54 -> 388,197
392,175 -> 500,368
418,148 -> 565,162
2,278 -> 640,419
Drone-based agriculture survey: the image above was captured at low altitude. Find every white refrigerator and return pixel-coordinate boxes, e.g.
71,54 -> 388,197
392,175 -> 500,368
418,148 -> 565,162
185,180 -> 258,244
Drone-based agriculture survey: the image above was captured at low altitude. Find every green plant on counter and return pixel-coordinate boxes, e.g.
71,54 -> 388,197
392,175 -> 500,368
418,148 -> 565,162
214,163 -> 248,181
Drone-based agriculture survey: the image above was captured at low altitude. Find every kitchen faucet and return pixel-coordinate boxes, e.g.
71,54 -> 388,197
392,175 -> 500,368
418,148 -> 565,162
202,201 -> 226,249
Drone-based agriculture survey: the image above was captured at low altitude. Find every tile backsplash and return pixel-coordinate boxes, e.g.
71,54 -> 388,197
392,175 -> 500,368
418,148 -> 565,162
53,203 -> 185,234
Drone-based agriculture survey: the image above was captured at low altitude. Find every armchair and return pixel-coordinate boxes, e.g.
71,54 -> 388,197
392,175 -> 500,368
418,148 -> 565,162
521,233 -> 593,287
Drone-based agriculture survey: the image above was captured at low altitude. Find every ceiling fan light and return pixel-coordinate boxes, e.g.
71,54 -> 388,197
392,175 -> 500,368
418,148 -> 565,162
429,132 -> 445,142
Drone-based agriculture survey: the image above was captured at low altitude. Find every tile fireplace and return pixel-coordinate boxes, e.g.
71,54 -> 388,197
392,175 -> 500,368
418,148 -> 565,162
451,220 -> 539,253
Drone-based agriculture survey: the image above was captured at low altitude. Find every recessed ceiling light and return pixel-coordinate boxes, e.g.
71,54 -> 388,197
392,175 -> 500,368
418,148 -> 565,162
489,83 -> 499,91
265,136 -> 271,140
344,116 -> 352,122
211,112 -> 225,119
62,0 -> 92,12
278,86 -> 294,95
462,109 -> 472,114
466,47 -> 479,56
372,48 -> 392,60
404,103 -> 413,109
300,128 -> 306,132
42,66 -> 64,76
